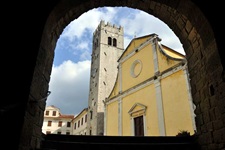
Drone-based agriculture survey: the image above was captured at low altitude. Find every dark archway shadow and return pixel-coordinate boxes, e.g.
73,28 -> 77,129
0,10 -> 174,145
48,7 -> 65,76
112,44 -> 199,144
2,1 -> 224,150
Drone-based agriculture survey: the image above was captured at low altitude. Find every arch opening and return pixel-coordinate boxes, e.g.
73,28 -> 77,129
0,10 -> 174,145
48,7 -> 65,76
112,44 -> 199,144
44,6 -> 198,137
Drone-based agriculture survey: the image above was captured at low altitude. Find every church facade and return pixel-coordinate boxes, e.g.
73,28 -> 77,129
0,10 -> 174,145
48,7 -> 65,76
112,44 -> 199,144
104,34 -> 196,136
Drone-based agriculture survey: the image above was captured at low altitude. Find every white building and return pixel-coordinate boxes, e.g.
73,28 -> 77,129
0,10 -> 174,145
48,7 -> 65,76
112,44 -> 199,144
42,105 -> 74,135
71,108 -> 88,135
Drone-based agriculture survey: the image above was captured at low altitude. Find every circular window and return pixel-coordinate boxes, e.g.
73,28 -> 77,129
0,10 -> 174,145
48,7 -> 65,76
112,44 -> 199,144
130,59 -> 142,78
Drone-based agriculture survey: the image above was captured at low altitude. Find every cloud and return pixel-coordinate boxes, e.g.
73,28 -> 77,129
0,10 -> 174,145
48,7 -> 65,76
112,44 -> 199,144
69,41 -> 91,61
47,60 -> 91,115
60,7 -> 119,41
119,10 -> 184,54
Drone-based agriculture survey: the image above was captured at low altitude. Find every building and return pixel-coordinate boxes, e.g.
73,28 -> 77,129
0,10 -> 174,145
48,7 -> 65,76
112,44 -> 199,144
104,34 -> 196,136
87,20 -> 124,135
42,105 -> 74,135
72,108 -> 88,135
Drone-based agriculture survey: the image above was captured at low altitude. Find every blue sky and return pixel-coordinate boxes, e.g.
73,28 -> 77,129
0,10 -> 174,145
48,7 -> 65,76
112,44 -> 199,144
46,7 -> 185,115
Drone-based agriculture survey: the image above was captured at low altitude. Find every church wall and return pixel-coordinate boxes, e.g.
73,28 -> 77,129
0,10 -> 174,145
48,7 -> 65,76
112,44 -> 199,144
105,100 -> 119,135
161,69 -> 195,135
157,44 -> 185,72
122,85 -> 159,136
157,49 -> 182,72
121,44 -> 154,91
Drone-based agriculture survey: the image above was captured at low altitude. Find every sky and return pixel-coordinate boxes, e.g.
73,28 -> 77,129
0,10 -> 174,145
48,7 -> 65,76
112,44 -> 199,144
46,6 -> 185,115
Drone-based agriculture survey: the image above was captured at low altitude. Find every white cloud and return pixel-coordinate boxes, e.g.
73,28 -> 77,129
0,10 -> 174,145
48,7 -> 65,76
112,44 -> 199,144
47,60 -> 91,115
79,50 -> 91,61
76,42 -> 89,50
119,9 -> 184,54
60,7 -> 119,41
70,41 -> 91,60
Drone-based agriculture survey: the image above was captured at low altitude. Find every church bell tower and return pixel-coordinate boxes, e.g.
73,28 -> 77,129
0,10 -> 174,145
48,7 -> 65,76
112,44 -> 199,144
87,20 -> 124,135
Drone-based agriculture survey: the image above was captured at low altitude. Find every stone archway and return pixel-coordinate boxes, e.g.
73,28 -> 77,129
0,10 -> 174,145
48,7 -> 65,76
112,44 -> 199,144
27,0 -> 224,150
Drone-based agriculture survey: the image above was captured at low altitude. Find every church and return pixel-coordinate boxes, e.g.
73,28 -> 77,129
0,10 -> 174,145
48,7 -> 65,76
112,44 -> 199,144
88,20 -> 196,136
103,33 -> 196,136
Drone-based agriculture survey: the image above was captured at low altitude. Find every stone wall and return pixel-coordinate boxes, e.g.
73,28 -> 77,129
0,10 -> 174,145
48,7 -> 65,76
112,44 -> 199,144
20,1 -> 225,150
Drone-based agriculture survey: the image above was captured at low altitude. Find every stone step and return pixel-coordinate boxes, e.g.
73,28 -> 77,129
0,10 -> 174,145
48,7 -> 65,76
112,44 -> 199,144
41,134 -> 200,150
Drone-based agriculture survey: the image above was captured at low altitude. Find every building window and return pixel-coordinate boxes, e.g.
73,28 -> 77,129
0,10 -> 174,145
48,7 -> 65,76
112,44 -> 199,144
74,123 -> 76,129
67,122 -> 71,127
66,132 -> 70,135
85,114 -> 87,122
108,37 -> 112,45
96,39 -> 98,47
47,121 -> 52,126
90,111 -> 93,120
45,111 -> 49,116
81,118 -> 83,125
78,120 -> 80,128
113,38 -> 117,47
52,111 -> 56,116
58,121 -> 62,127
46,131 -> 51,134
57,131 -> 61,135
134,116 -> 144,136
